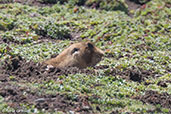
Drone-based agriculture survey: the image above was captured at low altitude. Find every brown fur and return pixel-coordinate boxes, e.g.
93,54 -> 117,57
44,42 -> 104,69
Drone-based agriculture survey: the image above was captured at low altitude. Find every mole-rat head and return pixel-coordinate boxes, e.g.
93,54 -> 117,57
69,42 -> 104,68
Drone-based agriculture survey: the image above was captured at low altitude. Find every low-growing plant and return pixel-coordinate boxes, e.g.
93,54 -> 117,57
85,0 -> 128,13
0,19 -> 15,31
39,0 -> 128,13
34,19 -> 71,39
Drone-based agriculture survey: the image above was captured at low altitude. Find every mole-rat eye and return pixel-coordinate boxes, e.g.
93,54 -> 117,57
87,42 -> 94,49
71,48 -> 79,54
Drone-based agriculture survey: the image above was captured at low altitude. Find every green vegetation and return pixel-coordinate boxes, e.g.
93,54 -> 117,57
39,0 -> 128,13
0,0 -> 170,113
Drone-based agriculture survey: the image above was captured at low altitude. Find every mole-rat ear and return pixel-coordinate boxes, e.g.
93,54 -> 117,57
87,42 -> 94,49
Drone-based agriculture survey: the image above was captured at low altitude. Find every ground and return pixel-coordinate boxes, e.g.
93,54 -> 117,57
0,0 -> 170,114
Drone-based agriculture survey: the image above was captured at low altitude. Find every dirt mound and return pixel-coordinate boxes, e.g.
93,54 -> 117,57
0,55 -> 95,83
0,55 -> 160,83
0,83 -> 93,113
102,66 -> 158,83
134,90 -> 171,109
94,64 -> 159,83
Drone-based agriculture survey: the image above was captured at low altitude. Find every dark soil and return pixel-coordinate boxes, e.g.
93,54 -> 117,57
0,55 -> 160,83
99,66 -> 159,83
0,55 -> 95,113
0,83 -> 93,113
0,55 -> 95,83
157,81 -> 168,88
133,90 -> 171,109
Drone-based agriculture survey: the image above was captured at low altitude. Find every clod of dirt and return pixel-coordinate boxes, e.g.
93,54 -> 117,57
134,90 -> 171,109
157,81 -> 168,88
129,69 -> 142,82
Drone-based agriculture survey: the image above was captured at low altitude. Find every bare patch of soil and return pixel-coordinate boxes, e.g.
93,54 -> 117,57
0,55 -> 95,113
0,55 -> 95,83
96,65 -> 159,83
0,55 -> 160,83
133,90 -> 171,109
0,83 -> 93,113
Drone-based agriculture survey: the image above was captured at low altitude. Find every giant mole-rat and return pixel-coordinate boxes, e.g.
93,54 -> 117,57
44,42 -> 104,69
